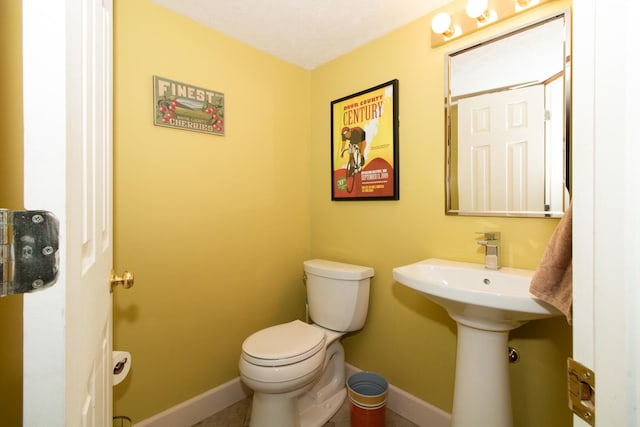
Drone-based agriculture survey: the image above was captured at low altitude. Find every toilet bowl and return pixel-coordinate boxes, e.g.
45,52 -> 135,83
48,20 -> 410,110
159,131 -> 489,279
239,259 -> 374,427
240,321 -> 346,427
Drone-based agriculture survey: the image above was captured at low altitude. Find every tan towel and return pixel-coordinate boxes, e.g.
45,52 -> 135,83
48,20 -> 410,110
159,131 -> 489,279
530,203 -> 573,324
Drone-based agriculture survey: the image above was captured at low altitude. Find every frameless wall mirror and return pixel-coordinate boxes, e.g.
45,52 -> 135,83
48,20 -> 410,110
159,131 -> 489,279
445,10 -> 571,217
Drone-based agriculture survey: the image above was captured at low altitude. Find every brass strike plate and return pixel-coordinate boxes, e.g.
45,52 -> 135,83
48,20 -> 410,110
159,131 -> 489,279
567,358 -> 595,425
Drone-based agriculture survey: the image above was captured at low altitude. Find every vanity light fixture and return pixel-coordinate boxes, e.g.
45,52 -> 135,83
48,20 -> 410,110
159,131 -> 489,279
430,0 -> 554,47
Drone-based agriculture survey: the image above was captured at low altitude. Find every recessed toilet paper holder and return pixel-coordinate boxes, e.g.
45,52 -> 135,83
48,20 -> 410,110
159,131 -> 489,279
114,357 -> 128,375
113,351 -> 132,386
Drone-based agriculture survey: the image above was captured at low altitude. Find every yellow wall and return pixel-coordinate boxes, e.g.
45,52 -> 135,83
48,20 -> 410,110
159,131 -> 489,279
0,0 -> 24,425
309,1 -> 572,426
112,0 -> 311,421
2,0 -> 572,426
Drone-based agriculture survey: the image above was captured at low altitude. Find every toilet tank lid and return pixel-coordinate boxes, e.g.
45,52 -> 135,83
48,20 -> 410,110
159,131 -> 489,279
304,259 -> 374,280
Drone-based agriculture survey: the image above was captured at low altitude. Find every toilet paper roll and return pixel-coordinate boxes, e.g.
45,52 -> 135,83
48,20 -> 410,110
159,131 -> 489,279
112,351 -> 132,386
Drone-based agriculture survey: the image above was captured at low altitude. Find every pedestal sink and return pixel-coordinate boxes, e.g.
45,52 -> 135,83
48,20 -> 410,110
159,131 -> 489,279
392,258 -> 561,427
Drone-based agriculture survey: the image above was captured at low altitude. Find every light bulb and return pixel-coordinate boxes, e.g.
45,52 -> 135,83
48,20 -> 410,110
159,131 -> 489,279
466,0 -> 490,20
431,12 -> 454,37
514,0 -> 538,12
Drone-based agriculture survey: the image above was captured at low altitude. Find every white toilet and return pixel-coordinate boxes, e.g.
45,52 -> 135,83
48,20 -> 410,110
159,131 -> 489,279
239,259 -> 374,427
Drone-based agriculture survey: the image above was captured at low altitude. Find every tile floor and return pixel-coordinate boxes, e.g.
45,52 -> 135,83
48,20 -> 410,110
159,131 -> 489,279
191,396 -> 420,427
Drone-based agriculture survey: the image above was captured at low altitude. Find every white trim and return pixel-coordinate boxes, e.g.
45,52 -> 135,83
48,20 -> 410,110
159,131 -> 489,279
22,0 -> 69,423
134,364 -> 451,427
133,378 -> 251,427
573,1 -> 640,426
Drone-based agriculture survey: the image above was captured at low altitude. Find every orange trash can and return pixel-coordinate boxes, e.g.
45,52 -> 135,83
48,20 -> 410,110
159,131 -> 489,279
347,372 -> 388,427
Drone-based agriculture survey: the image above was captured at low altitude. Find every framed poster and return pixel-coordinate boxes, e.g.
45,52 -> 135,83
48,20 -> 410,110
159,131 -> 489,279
153,75 -> 225,136
331,79 -> 399,200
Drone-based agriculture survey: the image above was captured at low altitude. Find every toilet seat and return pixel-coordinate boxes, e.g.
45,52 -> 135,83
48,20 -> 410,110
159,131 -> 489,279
242,320 -> 325,367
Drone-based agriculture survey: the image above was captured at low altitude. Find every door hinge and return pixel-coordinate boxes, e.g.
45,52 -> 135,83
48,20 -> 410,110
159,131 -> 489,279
568,357 -> 595,425
1,209 -> 60,297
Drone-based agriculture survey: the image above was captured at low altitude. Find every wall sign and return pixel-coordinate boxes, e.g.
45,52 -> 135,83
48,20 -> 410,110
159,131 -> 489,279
331,80 -> 399,200
153,76 -> 225,136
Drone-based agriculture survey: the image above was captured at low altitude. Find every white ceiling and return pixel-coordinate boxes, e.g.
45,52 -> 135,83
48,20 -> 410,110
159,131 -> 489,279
148,0 -> 450,70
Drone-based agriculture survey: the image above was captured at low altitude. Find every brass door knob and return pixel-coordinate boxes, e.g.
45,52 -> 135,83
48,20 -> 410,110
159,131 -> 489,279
110,270 -> 134,292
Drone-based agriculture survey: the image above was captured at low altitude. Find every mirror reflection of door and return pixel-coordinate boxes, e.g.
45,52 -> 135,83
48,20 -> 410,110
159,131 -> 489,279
446,11 -> 570,217
457,85 -> 545,213
544,76 -> 569,213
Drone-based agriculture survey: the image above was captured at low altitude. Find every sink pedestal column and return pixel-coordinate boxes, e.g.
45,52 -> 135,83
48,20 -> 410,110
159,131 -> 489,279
451,322 -> 512,427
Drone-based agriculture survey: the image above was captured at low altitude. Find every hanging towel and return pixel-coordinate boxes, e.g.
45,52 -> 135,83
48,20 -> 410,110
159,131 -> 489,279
530,203 -> 573,324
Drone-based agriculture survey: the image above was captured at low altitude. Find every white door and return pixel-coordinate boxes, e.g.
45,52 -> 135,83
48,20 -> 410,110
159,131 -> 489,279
22,1 -> 114,426
573,1 -> 640,426
457,85 -> 545,213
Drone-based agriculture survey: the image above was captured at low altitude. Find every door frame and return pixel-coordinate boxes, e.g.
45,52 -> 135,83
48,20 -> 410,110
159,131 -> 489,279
22,0 -> 114,425
572,0 -> 640,425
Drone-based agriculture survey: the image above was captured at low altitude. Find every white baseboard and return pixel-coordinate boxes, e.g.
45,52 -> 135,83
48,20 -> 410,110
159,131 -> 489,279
133,377 -> 251,427
134,364 -> 451,427
345,364 -> 451,427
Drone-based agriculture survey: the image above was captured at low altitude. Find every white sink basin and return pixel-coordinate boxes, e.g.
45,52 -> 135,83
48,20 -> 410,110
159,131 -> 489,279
392,258 -> 560,331
393,258 -> 561,426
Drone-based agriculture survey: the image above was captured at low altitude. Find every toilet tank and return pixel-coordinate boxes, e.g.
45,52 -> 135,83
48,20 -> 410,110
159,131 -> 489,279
303,259 -> 374,332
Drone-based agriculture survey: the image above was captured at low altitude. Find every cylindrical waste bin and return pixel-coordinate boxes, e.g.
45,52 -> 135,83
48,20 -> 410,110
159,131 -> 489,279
347,371 -> 388,427
112,416 -> 132,427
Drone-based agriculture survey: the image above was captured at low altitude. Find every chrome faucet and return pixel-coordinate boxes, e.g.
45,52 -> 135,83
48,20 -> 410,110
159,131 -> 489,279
477,232 -> 501,270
